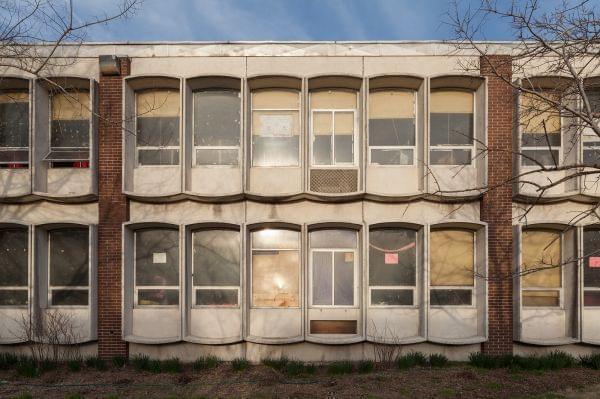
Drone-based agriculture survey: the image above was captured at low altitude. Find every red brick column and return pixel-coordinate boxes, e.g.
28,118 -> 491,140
480,55 -> 514,355
97,57 -> 130,358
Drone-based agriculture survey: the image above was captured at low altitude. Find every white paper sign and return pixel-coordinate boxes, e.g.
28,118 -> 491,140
153,252 -> 167,264
260,114 -> 292,137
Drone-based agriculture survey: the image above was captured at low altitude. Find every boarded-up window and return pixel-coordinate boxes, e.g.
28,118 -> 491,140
0,228 -> 28,306
521,230 -> 561,307
520,91 -> 561,167
251,229 -> 300,307
193,229 -> 240,306
135,228 -> 179,306
193,90 -> 240,166
369,90 -> 415,165
429,228 -> 474,306
430,90 -> 473,165
251,90 -> 300,167
0,92 -> 29,167
136,90 -> 180,166
49,228 -> 89,306
311,90 -> 357,166
583,229 -> 600,306
46,91 -> 90,165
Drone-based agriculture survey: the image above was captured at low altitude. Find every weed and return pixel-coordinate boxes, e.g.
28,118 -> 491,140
439,387 -> 455,397
262,357 -> 289,371
85,356 -> 107,371
67,359 -> 82,372
10,393 -> 33,399
358,360 -> 374,373
65,394 -> 84,399
231,358 -> 249,371
428,354 -> 449,368
162,358 -> 182,373
0,353 -> 19,370
131,355 -> 150,371
112,356 -> 127,368
328,361 -> 354,375
285,360 -> 316,376
16,359 -> 38,378
396,352 -> 427,369
192,356 -> 221,371
580,353 -> 600,370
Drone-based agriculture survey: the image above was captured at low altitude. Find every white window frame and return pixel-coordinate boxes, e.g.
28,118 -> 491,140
192,89 -> 241,168
250,89 -> 301,168
368,89 -> 417,167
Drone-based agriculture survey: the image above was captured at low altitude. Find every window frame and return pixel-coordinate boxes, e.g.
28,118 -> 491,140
192,88 -> 241,168
134,89 -> 181,168
581,227 -> 600,308
367,89 -> 417,167
250,88 -> 301,168
0,226 -> 29,308
429,88 -> 476,167
0,90 -> 30,168
581,89 -> 600,166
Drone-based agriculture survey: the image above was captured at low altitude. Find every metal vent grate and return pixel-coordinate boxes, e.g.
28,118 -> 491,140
310,169 -> 358,193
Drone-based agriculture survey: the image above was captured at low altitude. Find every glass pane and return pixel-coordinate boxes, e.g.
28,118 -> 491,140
369,119 -> 415,146
334,134 -> 353,164
371,289 -> 413,306
521,132 -> 561,147
49,228 -> 89,287
583,229 -> 600,288
584,291 -> 600,307
252,90 -> 299,109
448,114 -> 473,145
522,290 -> 560,307
521,149 -> 559,167
335,112 -> 354,134
252,110 -> 299,137
369,228 -> 416,286
430,289 -> 472,306
193,230 -> 239,286
138,149 -> 179,166
44,149 -> 89,162
193,90 -> 240,147
195,148 -> 238,166
583,148 -> 600,165
370,148 -> 413,165
430,149 -> 471,165
312,251 -> 332,305
334,251 -> 354,306
0,149 -> 28,164
252,229 -> 299,250
137,90 -> 179,117
51,289 -> 88,306
0,290 -> 27,306
252,250 -> 300,307
252,136 -> 299,166
0,96 -> 29,148
521,230 -> 561,289
51,91 -> 90,149
430,90 -> 474,146
369,90 -> 415,145
312,135 -> 332,165
310,229 -> 357,249
430,229 -> 474,287
137,117 -> 179,147
311,90 -> 357,110
135,228 -> 179,286
313,112 -> 332,134
51,91 -> 90,120
0,228 -> 28,287
138,289 -> 179,306
520,92 -> 561,134
196,289 -> 238,306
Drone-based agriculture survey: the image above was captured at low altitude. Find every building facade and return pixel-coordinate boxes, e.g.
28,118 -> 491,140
0,42 -> 598,361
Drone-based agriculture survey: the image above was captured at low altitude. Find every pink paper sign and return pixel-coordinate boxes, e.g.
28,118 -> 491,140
385,253 -> 399,264
589,257 -> 600,268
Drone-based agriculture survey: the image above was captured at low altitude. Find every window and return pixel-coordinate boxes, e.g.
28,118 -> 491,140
193,229 -> 240,306
136,90 -> 180,166
520,91 -> 561,167
193,90 -> 241,166
48,228 -> 89,306
369,227 -> 416,306
310,90 -> 357,166
134,228 -> 179,306
310,229 -> 358,307
369,90 -> 415,165
251,229 -> 300,307
429,229 -> 474,306
583,229 -> 600,306
251,90 -> 300,167
0,228 -> 28,306
582,89 -> 600,165
521,230 -> 561,307
430,90 -> 474,165
45,91 -> 90,167
0,92 -> 29,168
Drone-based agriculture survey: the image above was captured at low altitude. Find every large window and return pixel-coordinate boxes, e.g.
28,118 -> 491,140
193,90 -> 241,166
521,230 -> 561,307
0,228 -> 28,306
520,91 -> 561,167
45,91 -> 90,167
251,229 -> 300,307
134,228 -> 179,306
48,228 -> 89,306
583,229 -> 600,306
310,90 -> 357,166
310,229 -> 358,307
0,92 -> 29,168
368,90 -> 415,165
369,227 -> 417,306
193,229 -> 240,306
429,90 -> 474,165
136,90 -> 180,166
251,90 -> 300,167
429,229 -> 474,306
582,89 -> 600,165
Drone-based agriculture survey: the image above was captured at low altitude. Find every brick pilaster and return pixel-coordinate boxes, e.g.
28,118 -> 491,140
480,55 -> 514,355
97,57 -> 130,358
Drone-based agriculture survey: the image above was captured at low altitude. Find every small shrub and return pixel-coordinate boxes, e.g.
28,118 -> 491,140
16,358 -> 38,378
510,351 -> 575,371
284,360 -> 316,376
0,353 -> 19,370
162,358 -> 182,373
148,359 -> 162,373
328,361 -> 354,375
469,352 -> 514,369
85,356 -> 107,371
262,357 -> 289,371
132,355 -> 150,371
580,353 -> 600,370
112,356 -> 127,368
358,360 -> 374,373
67,359 -> 82,372
396,352 -> 427,369
231,358 -> 249,371
193,356 -> 221,371
428,353 -> 449,368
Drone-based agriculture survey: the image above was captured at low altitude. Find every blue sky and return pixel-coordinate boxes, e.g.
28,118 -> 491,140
75,0 -> 518,42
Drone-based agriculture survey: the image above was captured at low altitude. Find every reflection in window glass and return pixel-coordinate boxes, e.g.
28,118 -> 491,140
136,90 -> 180,166
0,92 -> 29,167
429,90 -> 474,165
193,90 -> 240,166
521,230 -> 561,307
49,228 -> 89,306
135,228 -> 179,306
0,228 -> 28,306
251,229 -> 300,307
47,91 -> 90,166
429,229 -> 474,306
583,89 -> 600,166
583,229 -> 600,306
520,91 -> 561,167
251,90 -> 300,167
